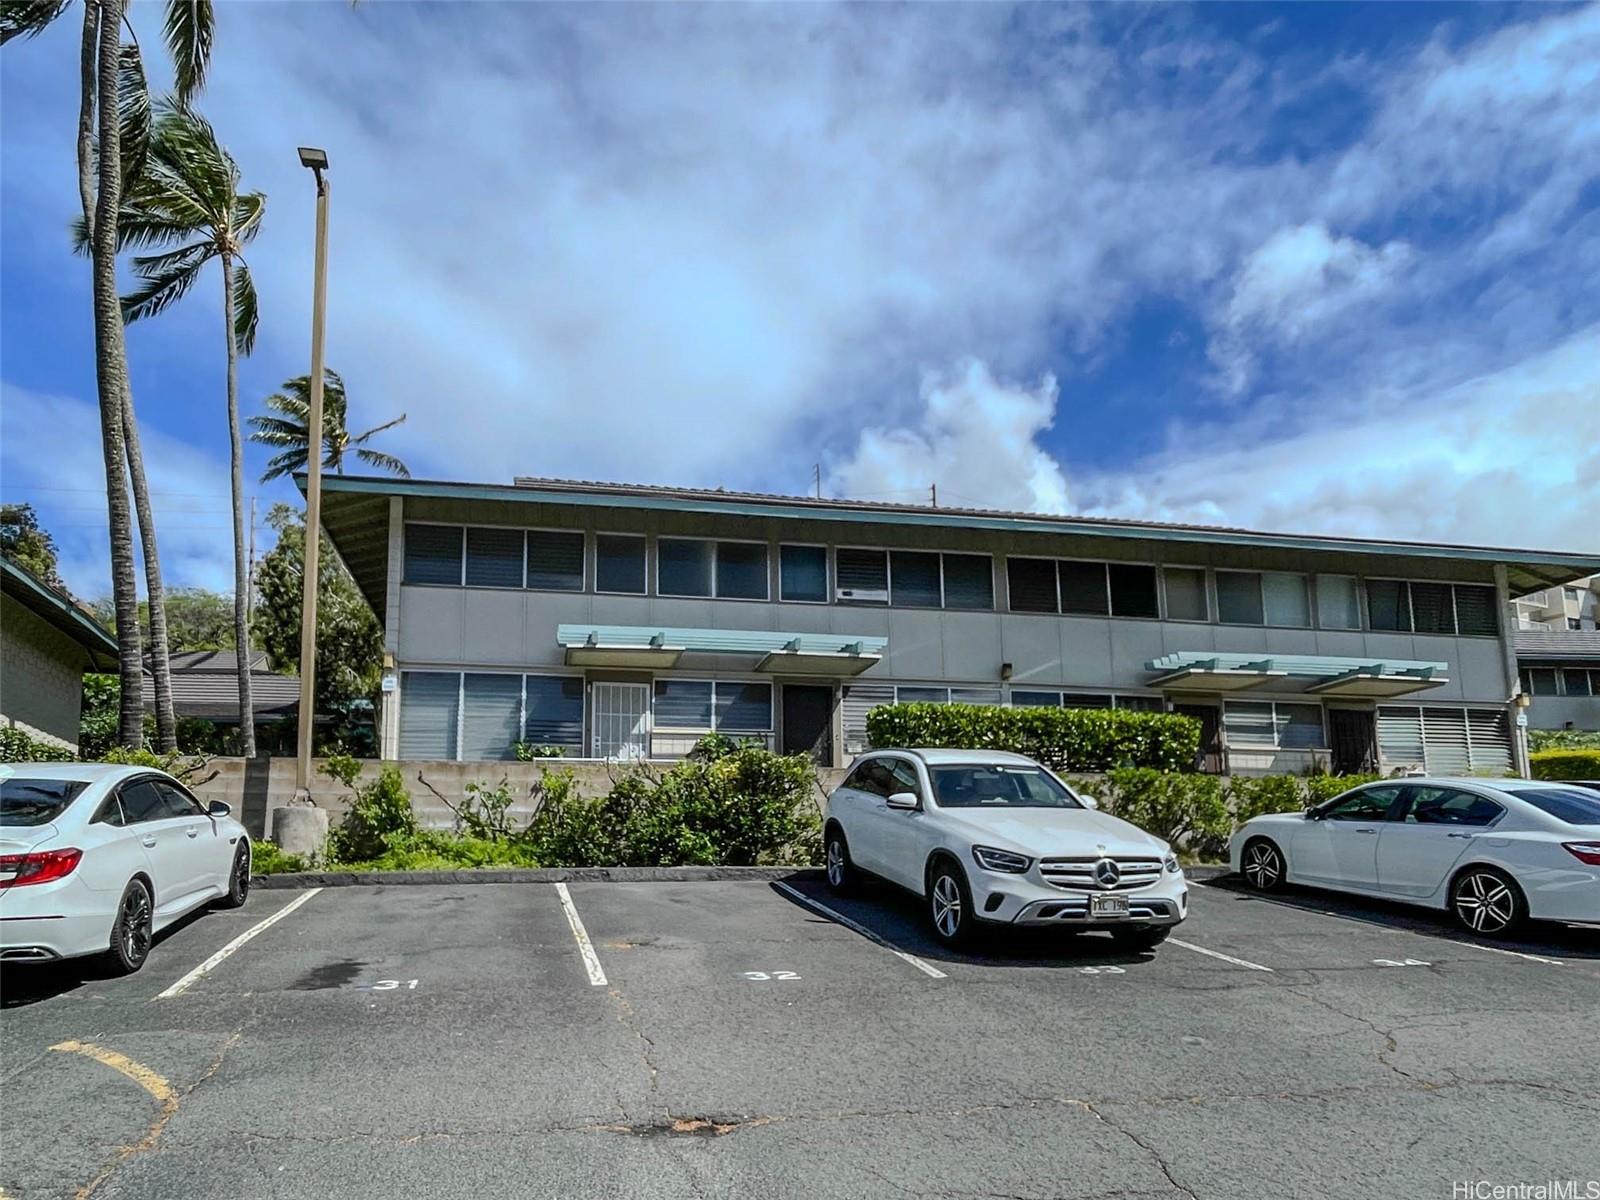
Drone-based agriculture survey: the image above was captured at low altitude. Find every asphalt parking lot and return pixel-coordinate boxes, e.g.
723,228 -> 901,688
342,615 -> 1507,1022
2,874 -> 1597,1200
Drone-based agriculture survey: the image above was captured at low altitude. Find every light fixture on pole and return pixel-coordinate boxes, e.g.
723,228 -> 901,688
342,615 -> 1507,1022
294,146 -> 330,800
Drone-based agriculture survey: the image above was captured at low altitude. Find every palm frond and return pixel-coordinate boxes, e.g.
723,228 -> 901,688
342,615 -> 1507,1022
0,0 -> 69,45
353,448 -> 410,477
231,256 -> 257,354
233,190 -> 265,246
162,0 -> 212,104
117,42 -> 151,186
348,413 -> 406,444
121,244 -> 209,324
146,98 -> 231,214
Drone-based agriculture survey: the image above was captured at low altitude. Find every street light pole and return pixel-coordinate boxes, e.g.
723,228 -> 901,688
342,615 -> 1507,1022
294,147 -> 330,799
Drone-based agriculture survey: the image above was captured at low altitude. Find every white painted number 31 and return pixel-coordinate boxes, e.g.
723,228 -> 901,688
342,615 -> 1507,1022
371,979 -> 420,990
741,970 -> 801,981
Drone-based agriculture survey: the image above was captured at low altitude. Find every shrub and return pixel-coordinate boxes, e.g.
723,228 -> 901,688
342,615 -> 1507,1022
513,742 -> 569,760
438,771 -> 577,844
251,840 -> 309,876
323,759 -> 416,862
866,702 -> 1201,773
1227,774 -> 1307,825
1530,748 -> 1600,781
342,830 -> 542,871
1303,773 -> 1382,806
0,725 -> 76,763
1101,768 -> 1229,853
98,745 -> 213,785
1529,729 -> 1600,752
523,746 -> 820,867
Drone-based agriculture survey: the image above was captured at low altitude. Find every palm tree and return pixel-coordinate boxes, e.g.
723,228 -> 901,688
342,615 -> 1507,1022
249,371 -> 410,482
95,100 -> 265,755
3,0 -> 211,749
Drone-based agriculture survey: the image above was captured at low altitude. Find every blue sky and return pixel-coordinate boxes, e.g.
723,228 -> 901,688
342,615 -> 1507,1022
2,1 -> 1597,599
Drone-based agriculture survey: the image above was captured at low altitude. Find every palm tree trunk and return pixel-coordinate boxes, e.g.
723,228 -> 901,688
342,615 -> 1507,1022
122,394 -> 178,749
221,252 -> 256,756
88,0 -> 143,747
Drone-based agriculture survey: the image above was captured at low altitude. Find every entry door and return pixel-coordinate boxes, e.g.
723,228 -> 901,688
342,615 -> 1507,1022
591,683 -> 650,760
1174,704 -> 1223,773
781,685 -> 834,762
1329,709 -> 1377,775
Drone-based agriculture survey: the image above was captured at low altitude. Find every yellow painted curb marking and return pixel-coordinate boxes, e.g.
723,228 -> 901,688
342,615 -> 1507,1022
48,1041 -> 178,1199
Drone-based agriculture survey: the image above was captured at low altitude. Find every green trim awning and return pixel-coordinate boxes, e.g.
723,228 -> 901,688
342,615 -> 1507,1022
557,625 -> 886,676
1146,651 -> 1448,698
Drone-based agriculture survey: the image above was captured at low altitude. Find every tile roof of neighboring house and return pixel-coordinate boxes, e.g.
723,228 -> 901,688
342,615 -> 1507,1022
0,556 -> 119,667
1515,630 -> 1600,662
141,651 -> 300,722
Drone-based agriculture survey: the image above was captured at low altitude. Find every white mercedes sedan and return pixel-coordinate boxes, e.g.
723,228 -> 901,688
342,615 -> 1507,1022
1230,777 -> 1600,935
0,763 -> 251,973
824,749 -> 1187,949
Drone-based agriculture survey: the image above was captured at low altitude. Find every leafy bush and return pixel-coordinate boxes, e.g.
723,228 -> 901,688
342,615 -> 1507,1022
1530,748 -> 1600,781
524,747 -> 820,867
866,702 -> 1201,773
0,725 -> 76,763
1227,774 -> 1307,824
251,840 -> 309,876
436,771 -> 577,844
342,830 -> 542,871
513,742 -> 569,760
1099,768 -> 1229,853
1303,774 -> 1382,806
322,757 -> 417,862
1529,729 -> 1600,752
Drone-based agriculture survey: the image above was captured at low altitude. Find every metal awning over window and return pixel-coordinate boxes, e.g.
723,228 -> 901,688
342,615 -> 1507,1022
1146,651 -> 1448,698
556,625 -> 886,676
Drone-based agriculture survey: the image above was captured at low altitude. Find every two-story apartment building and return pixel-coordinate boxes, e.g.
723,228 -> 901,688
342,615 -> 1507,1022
309,475 -> 1600,776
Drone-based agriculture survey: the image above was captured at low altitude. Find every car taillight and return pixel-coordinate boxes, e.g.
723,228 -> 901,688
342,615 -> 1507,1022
1562,842 -> 1600,866
0,848 -> 83,888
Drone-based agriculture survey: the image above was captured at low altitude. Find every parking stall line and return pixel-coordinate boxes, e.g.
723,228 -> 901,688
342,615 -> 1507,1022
555,883 -> 608,986
1167,937 -> 1275,972
155,888 -> 322,1000
772,881 -> 947,979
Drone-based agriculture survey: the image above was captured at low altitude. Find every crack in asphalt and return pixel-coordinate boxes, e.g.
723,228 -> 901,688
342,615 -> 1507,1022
606,985 -> 663,1122
1082,1101 -> 1200,1200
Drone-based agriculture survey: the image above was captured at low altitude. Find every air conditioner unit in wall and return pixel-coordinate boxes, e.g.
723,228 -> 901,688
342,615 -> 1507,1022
835,586 -> 889,604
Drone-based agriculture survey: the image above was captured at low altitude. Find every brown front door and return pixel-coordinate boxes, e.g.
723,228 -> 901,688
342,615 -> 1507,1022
781,685 -> 834,764
1174,704 -> 1223,773
1329,708 -> 1377,775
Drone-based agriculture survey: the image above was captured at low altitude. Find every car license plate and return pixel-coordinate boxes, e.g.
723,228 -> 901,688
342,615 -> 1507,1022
1090,894 -> 1129,918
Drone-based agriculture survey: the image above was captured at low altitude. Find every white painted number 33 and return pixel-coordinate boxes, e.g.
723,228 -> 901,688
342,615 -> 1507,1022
741,970 -> 801,981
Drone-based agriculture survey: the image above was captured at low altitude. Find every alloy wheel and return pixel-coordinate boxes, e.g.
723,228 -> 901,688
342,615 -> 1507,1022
931,873 -> 962,939
826,840 -> 844,887
1244,843 -> 1282,890
234,846 -> 251,902
122,887 -> 152,964
1454,872 -> 1516,934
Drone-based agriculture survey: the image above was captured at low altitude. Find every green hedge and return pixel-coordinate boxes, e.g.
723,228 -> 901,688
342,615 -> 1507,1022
865,703 -> 1201,773
1097,768 -> 1228,851
0,726 -> 76,763
1530,748 -> 1600,781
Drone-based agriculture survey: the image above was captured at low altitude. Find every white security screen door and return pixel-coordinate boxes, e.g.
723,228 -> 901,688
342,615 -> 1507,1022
591,683 -> 650,760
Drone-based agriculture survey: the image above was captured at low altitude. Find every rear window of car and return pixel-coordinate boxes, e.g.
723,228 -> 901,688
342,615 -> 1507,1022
1512,786 -> 1600,826
929,765 -> 1081,809
0,778 -> 89,827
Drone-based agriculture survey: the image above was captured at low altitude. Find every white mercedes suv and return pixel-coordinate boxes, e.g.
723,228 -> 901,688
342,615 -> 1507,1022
823,749 -> 1187,949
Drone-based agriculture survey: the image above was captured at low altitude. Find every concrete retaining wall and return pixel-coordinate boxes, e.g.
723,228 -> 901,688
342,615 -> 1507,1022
189,757 -> 848,840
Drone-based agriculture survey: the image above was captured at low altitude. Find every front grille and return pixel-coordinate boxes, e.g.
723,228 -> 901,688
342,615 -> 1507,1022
1038,856 -> 1164,892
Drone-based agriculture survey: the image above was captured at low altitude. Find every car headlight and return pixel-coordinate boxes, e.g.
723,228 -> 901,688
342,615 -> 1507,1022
972,845 -> 1032,873
1164,853 -> 1181,874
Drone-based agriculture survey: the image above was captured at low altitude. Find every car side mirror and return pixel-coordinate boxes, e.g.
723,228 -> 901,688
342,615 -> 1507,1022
886,791 -> 920,811
207,800 -> 232,818
1303,808 -> 1320,820
1079,794 -> 1099,811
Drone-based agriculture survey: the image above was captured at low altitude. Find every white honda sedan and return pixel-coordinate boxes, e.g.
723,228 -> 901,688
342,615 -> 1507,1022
1230,777 -> 1600,935
0,763 -> 251,973
824,749 -> 1187,949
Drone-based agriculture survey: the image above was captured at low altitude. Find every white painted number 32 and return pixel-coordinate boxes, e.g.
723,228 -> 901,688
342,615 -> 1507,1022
741,970 -> 801,981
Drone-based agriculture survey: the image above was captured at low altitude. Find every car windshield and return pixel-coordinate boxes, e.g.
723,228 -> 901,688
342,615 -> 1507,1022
1510,786 -> 1600,826
0,778 -> 89,827
929,765 -> 1081,809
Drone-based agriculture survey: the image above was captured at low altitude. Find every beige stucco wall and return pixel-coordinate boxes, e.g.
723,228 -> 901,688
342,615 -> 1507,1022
0,595 -> 91,751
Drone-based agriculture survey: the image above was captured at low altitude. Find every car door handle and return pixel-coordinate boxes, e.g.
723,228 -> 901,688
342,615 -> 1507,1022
1354,828 -> 1378,835
186,828 -> 200,838
1446,832 -> 1473,839
141,834 -> 157,847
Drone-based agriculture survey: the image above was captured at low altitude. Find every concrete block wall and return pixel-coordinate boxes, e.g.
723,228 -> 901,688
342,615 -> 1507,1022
188,757 -> 847,841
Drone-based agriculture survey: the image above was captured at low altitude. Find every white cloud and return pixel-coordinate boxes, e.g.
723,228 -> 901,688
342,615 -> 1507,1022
1211,223 -> 1412,392
0,384 -> 240,598
826,361 -> 1070,514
